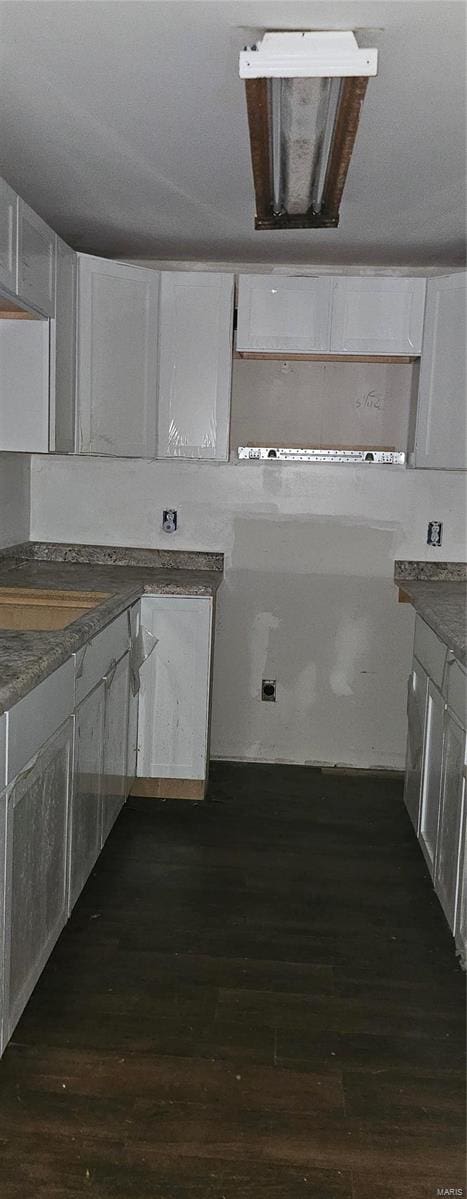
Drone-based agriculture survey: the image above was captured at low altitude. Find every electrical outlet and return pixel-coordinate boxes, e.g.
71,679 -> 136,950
427,521 -> 443,547
162,509 -> 177,533
262,679 -> 276,702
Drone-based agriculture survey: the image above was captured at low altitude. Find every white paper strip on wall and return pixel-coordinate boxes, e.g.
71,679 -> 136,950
237,447 -> 406,464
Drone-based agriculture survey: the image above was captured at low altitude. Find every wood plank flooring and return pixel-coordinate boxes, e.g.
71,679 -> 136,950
0,761 -> 465,1198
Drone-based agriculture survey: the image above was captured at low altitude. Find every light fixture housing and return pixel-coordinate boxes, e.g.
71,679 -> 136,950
239,32 -> 378,230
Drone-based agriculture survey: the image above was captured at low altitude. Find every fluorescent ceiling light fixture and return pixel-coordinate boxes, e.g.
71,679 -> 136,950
239,32 -> 378,230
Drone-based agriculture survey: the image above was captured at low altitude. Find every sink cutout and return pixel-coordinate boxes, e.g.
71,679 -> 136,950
0,588 -> 111,631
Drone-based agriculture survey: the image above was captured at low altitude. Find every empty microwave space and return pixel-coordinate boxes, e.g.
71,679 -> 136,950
230,358 -> 420,457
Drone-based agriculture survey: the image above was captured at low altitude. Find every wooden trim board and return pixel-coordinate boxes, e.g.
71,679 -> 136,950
131,777 -> 207,801
234,352 -> 417,363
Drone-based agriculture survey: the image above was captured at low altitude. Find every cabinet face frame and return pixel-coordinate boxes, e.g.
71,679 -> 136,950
69,680 -> 105,913
101,649 -> 131,845
49,236 -> 77,454
403,657 -> 429,834
434,707 -> 466,931
0,180 -> 18,295
418,678 -> 446,875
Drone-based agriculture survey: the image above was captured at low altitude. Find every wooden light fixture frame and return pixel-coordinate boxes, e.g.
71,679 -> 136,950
244,75 -> 369,230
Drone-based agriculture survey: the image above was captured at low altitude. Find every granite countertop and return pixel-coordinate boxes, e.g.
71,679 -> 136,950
0,544 -> 223,714
394,561 -> 467,667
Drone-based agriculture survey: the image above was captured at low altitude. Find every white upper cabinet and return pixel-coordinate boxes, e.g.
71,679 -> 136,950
17,199 -> 55,316
157,271 -> 234,459
413,272 -> 466,470
50,236 -> 77,453
77,254 -> 159,457
0,318 -> 50,452
330,277 -> 426,355
0,178 -> 17,294
236,274 -> 332,353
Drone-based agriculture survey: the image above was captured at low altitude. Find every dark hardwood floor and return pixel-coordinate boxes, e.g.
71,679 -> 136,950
0,762 -> 465,1198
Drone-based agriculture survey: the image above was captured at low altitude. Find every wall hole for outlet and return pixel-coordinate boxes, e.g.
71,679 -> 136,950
262,679 -> 276,702
162,509 -> 177,533
427,520 -> 443,547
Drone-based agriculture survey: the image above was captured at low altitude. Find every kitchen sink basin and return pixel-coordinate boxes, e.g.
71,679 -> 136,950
0,588 -> 111,631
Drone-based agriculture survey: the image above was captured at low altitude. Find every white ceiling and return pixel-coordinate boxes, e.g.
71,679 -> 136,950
0,1 -> 465,266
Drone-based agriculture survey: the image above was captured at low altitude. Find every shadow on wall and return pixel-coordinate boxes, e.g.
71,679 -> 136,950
210,515 -> 414,769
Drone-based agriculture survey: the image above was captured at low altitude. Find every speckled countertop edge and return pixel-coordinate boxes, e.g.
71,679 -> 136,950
0,542 -> 224,572
0,547 -> 223,714
395,565 -> 467,667
395,560 -> 467,582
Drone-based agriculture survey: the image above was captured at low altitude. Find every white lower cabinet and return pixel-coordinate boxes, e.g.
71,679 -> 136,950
69,681 -> 105,912
404,615 -> 466,946
0,592 -> 211,1054
101,651 -> 131,845
3,719 -> 73,1043
137,596 -> 213,792
435,711 -> 466,931
0,604 -> 140,1056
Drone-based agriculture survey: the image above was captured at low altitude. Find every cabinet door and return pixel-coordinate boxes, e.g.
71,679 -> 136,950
17,199 -> 55,316
101,651 -> 130,845
69,682 -> 105,912
455,803 -> 466,965
330,277 -> 426,355
0,178 -> 17,294
419,680 -> 445,875
50,236 -> 77,453
404,658 -> 428,832
127,605 -> 140,785
77,254 -> 158,456
3,720 -> 72,1043
157,272 -> 234,459
137,596 -> 213,781
414,273 -> 467,469
236,274 -> 332,353
0,318 -> 50,452
435,709 -> 466,931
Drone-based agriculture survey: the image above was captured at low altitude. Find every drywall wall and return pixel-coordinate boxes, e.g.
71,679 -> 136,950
29,453 -> 466,770
0,454 -> 30,548
231,359 -> 416,451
